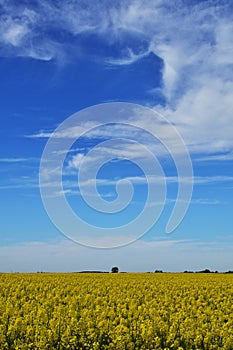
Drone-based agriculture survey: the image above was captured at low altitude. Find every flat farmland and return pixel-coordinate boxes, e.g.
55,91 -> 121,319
0,273 -> 232,349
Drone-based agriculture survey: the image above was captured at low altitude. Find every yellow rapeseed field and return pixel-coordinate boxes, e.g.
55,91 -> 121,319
0,273 -> 232,349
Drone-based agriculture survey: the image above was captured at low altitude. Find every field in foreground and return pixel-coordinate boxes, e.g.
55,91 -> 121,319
0,273 -> 232,350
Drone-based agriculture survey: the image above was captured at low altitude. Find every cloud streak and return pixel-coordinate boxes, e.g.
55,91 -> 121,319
0,158 -> 28,163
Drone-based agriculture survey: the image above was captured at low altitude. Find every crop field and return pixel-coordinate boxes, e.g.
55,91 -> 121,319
0,273 -> 232,349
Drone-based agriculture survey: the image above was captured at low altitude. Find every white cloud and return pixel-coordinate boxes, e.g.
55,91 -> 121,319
103,1 -> 233,154
163,79 -> 233,153
3,23 -> 28,46
68,153 -> 84,169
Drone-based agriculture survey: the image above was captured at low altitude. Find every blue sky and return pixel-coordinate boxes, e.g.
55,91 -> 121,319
0,0 -> 232,272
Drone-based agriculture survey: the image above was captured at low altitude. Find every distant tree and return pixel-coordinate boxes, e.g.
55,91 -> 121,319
111,266 -> 119,273
199,269 -> 211,273
184,270 -> 194,273
154,270 -> 163,273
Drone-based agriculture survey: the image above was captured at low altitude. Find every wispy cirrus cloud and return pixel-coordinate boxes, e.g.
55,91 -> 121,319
195,152 -> 233,162
75,175 -> 233,188
0,157 -> 28,163
0,4 -> 57,61
2,0 -> 233,155
106,49 -> 150,66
